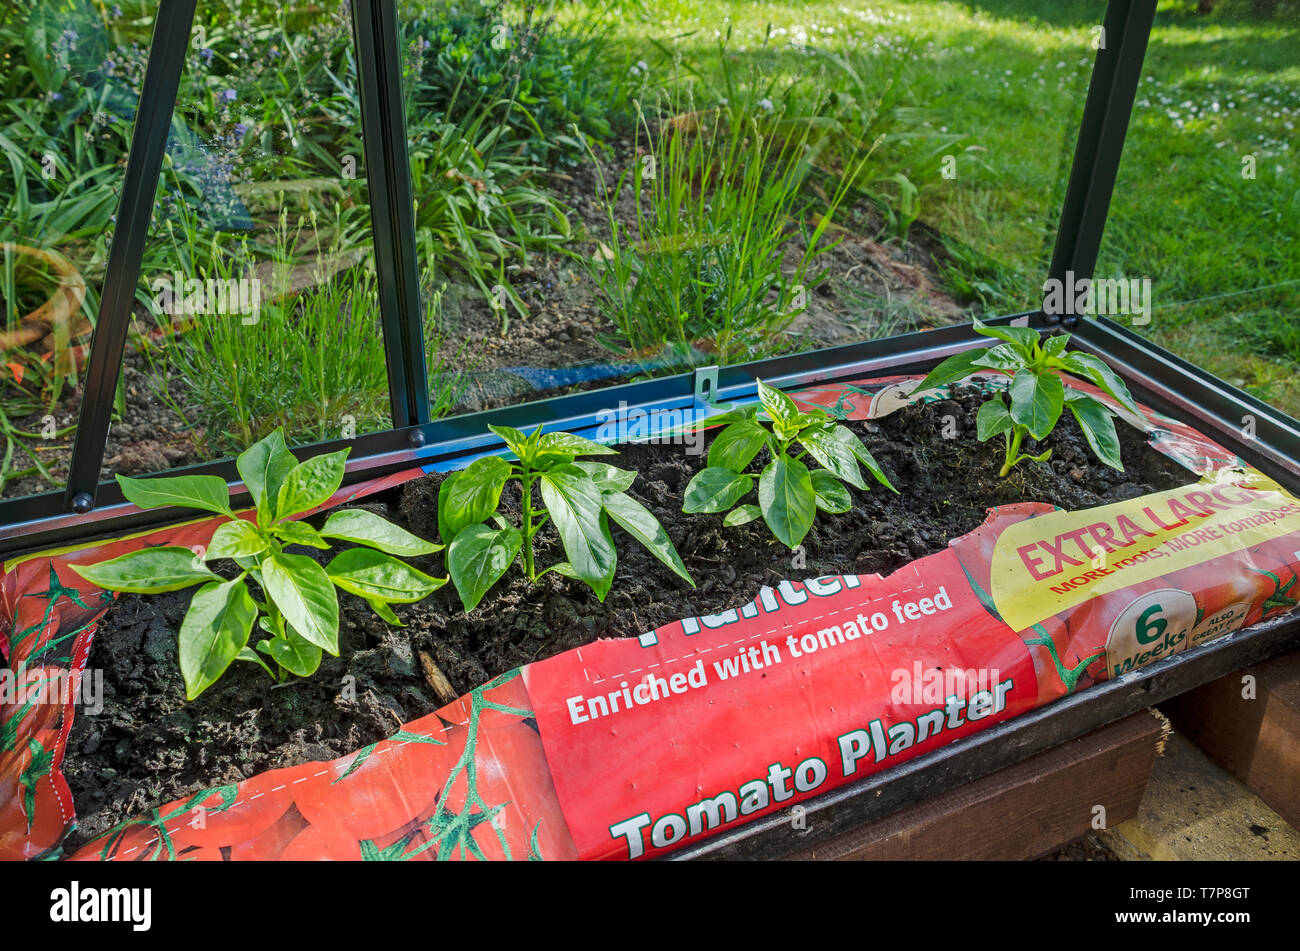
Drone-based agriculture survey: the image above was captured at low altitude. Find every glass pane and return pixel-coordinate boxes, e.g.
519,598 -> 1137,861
1097,0 -> 1300,417
394,0 -> 1108,420
1,1 -> 118,499
94,0 -> 404,487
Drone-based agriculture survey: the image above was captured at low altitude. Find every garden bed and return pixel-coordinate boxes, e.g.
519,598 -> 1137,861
59,383 -> 1193,853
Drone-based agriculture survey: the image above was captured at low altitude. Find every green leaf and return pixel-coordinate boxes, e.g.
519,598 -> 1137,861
976,395 -> 1014,442
758,455 -> 817,549
207,519 -> 269,560
1008,370 -> 1065,441
531,448 -> 577,470
275,450 -> 350,520
1041,333 -> 1070,359
970,343 -> 1025,372
488,424 -> 530,461
1066,391 -> 1124,472
971,316 -> 1038,355
70,547 -> 222,594
115,473 -> 234,517
441,456 -> 512,542
447,524 -> 523,612
539,561 -> 581,581
602,492 -> 694,586
262,553 -> 339,654
236,430 -> 298,522
266,631 -> 323,678
723,504 -> 762,527
437,470 -> 460,544
913,347 -> 992,394
810,470 -> 852,514
537,431 -> 617,458
756,380 -> 802,433
320,509 -> 442,557
326,547 -> 446,603
271,520 -> 330,549
367,599 -> 403,626
682,467 -> 754,513
837,428 -> 897,493
1053,352 -> 1142,418
708,419 -> 770,472
574,461 -> 637,494
700,403 -> 759,428
179,576 -> 256,700
799,426 -> 865,490
235,646 -> 275,678
24,8 -> 61,91
539,465 -> 617,600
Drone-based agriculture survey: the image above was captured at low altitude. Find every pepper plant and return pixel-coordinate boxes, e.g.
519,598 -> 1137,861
440,425 -> 694,611
914,318 -> 1144,477
683,380 -> 896,550
71,430 -> 445,699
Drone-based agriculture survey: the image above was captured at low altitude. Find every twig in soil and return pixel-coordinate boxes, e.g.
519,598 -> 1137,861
418,650 -> 458,706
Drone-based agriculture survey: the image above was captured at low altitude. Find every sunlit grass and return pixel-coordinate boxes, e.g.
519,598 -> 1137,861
590,0 -> 1300,413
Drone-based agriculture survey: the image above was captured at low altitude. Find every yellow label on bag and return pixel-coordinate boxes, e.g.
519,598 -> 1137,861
989,468 -> 1300,633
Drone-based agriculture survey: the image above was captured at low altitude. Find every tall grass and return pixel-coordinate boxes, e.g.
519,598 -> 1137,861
410,114 -> 571,331
583,33 -> 869,369
140,211 -> 467,454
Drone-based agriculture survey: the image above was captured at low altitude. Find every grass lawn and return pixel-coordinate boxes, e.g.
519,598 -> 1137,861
595,0 -> 1300,412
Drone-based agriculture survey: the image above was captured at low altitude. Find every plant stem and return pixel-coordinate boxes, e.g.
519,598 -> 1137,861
1001,426 -> 1052,476
1000,428 -> 1024,478
521,471 -> 535,580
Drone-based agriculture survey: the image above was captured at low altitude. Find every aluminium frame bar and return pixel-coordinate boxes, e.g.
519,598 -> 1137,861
5,311 -> 1299,559
349,0 -> 431,430
60,0 -> 198,513
1044,0 -> 1157,326
0,313 -> 1033,557
58,0 -> 431,517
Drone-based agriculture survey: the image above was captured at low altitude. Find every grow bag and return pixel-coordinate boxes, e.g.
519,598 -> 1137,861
3,373 -> 1299,861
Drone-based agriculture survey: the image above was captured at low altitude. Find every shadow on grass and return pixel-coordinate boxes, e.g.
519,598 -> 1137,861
959,0 -> 1299,31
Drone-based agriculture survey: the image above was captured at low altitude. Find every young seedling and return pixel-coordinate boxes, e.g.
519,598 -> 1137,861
71,430 -> 445,699
914,317 -> 1144,477
682,379 -> 896,550
440,425 -> 695,612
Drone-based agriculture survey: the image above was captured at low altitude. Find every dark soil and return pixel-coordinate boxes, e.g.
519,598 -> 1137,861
60,384 -> 1195,854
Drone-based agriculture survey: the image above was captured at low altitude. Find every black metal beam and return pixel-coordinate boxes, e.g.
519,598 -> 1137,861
349,0 -> 430,429
7,308 -> 1300,559
60,0 -> 198,513
0,313 -> 1038,558
1044,0 -> 1156,327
